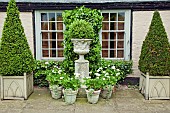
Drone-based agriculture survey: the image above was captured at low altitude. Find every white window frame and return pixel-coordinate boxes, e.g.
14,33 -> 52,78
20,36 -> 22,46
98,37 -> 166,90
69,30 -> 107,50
100,10 -> 131,61
35,10 -> 131,61
35,10 -> 65,60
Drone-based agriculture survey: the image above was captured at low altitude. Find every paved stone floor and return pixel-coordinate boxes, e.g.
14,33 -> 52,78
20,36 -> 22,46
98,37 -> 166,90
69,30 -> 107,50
1,87 -> 170,113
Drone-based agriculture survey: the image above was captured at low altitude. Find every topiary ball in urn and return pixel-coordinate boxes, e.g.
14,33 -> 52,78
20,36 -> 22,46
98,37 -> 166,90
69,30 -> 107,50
69,20 -> 94,60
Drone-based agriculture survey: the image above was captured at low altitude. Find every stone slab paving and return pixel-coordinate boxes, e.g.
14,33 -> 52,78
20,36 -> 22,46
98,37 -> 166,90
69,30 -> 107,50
0,87 -> 170,113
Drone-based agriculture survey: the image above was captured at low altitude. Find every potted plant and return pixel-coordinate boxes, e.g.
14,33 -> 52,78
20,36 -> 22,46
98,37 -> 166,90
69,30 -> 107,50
46,67 -> 66,99
69,19 -> 94,60
84,77 -> 103,104
61,74 -> 81,104
0,0 -> 35,100
96,66 -> 119,99
139,11 -> 170,100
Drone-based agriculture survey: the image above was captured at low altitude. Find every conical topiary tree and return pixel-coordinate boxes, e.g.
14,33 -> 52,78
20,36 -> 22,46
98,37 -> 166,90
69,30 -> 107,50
0,0 -> 35,76
138,11 -> 170,76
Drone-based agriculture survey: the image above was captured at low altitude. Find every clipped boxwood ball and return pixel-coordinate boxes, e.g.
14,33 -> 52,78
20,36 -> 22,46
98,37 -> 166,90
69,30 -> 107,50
68,20 -> 94,39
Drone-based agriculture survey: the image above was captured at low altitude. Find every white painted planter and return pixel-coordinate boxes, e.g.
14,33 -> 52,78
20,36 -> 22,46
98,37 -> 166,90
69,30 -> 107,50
63,89 -> 78,105
50,85 -> 62,99
139,73 -> 170,100
0,73 -> 33,100
86,89 -> 101,104
101,85 -> 114,99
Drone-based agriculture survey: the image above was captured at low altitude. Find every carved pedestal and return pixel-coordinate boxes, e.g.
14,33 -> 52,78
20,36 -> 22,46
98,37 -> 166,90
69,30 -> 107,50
71,39 -> 92,97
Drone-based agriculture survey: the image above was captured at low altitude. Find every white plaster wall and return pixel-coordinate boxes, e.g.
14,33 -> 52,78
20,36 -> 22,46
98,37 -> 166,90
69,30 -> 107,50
0,12 -> 34,55
131,11 -> 170,77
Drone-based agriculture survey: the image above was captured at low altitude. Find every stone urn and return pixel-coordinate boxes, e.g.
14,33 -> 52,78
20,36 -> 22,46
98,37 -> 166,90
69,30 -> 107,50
63,89 -> 78,105
71,39 -> 92,60
86,89 -> 101,104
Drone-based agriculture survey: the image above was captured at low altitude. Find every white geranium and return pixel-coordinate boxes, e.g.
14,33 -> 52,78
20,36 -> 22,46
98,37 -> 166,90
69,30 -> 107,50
85,76 -> 91,79
60,77 -> 64,79
58,70 -> 62,74
116,73 -> 120,76
103,78 -> 105,80
105,73 -> 109,76
45,62 -> 49,65
116,69 -> 120,71
52,70 -> 56,73
97,69 -> 100,72
103,71 -> 106,74
96,77 -> 99,79
95,73 -> 100,77
111,66 -> 116,69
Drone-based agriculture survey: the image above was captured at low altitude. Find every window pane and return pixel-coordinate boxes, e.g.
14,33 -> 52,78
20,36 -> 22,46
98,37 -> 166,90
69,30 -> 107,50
42,41 -> 48,48
41,22 -> 48,30
117,50 -> 124,58
117,41 -> 124,48
50,50 -> 56,57
57,32 -> 63,39
57,13 -> 63,21
102,50 -> 108,57
110,32 -> 116,40
110,50 -> 116,58
118,12 -> 125,21
102,32 -> 108,39
42,32 -> 48,39
49,32 -> 56,39
117,32 -> 124,39
110,22 -> 117,30
110,41 -> 116,49
57,41 -> 63,48
57,22 -> 63,30
49,13 -> 55,21
102,13 -> 109,21
42,50 -> 49,57
118,22 -> 124,30
110,13 -> 117,21
102,41 -> 108,48
49,22 -> 56,30
102,22 -> 109,30
50,41 -> 56,48
57,50 -> 64,57
41,13 -> 47,21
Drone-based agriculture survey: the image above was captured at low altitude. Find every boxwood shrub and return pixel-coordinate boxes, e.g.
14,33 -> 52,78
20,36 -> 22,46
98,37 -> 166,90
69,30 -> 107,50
0,0 -> 35,76
138,11 -> 170,76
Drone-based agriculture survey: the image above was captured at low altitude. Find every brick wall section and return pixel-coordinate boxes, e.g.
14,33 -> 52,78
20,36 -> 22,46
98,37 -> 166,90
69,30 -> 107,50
131,11 -> 170,77
0,12 -> 34,55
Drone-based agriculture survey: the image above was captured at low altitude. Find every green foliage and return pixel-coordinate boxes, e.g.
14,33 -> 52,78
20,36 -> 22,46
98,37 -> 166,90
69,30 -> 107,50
138,11 -> 170,76
90,59 -> 133,79
0,0 -> 35,76
62,6 -> 103,74
67,20 -> 94,39
84,77 -> 104,90
90,59 -> 133,86
61,74 -> 81,90
46,67 -> 67,86
34,60 -> 61,87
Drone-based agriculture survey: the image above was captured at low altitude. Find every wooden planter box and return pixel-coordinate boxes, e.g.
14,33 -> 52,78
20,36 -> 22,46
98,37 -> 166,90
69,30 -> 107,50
0,73 -> 33,100
139,73 -> 170,100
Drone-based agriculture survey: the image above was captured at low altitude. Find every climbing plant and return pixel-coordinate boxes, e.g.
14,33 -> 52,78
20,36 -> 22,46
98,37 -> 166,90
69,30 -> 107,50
62,6 -> 103,75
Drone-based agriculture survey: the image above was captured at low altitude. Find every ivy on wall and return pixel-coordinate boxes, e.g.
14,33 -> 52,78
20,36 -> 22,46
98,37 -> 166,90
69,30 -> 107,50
62,6 -> 103,75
